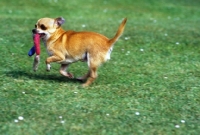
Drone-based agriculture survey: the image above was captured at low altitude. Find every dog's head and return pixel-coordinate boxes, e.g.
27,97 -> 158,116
32,17 -> 65,40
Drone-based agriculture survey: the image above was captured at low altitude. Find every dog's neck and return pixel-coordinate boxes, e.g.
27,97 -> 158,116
47,27 -> 66,43
42,27 -> 66,50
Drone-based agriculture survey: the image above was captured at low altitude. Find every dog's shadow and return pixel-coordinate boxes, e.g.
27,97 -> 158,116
5,70 -> 81,84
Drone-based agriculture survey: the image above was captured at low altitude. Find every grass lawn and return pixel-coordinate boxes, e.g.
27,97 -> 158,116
0,0 -> 200,134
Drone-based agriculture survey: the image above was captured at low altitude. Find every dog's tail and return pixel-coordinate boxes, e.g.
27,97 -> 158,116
108,18 -> 127,45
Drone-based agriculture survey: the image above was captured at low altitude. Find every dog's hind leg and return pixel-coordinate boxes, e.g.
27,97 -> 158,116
82,67 -> 97,87
59,64 -> 74,78
82,57 -> 99,87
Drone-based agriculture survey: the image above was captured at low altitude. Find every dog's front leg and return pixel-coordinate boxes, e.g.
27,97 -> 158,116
46,55 -> 64,71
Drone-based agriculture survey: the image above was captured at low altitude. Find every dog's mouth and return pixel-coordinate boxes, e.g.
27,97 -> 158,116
32,29 -> 46,38
39,33 -> 46,38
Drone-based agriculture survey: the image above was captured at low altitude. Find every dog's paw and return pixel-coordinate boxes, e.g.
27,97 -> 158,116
82,83 -> 89,87
60,70 -> 74,78
76,77 -> 85,82
46,64 -> 51,71
67,72 -> 74,79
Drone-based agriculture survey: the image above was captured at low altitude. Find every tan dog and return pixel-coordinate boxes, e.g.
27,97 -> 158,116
32,17 -> 127,87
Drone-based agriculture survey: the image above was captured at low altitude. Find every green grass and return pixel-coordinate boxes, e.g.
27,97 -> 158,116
0,0 -> 200,134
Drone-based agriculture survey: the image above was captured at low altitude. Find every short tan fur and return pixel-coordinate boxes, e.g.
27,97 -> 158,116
33,17 -> 127,87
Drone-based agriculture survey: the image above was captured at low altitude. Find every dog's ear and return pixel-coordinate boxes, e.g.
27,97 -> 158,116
55,17 -> 65,27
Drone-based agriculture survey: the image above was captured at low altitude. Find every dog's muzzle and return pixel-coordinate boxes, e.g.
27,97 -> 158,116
32,29 -> 46,38
32,29 -> 37,34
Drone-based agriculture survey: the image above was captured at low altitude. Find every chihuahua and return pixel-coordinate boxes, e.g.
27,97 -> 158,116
32,17 -> 127,87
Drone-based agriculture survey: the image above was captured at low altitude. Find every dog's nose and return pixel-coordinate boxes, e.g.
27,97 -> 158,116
32,29 -> 37,34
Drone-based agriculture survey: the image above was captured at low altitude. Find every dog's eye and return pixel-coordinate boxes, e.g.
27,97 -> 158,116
35,25 -> 37,28
40,24 -> 47,30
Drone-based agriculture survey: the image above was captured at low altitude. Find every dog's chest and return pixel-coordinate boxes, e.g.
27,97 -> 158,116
47,50 -> 53,56
43,41 -> 54,56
